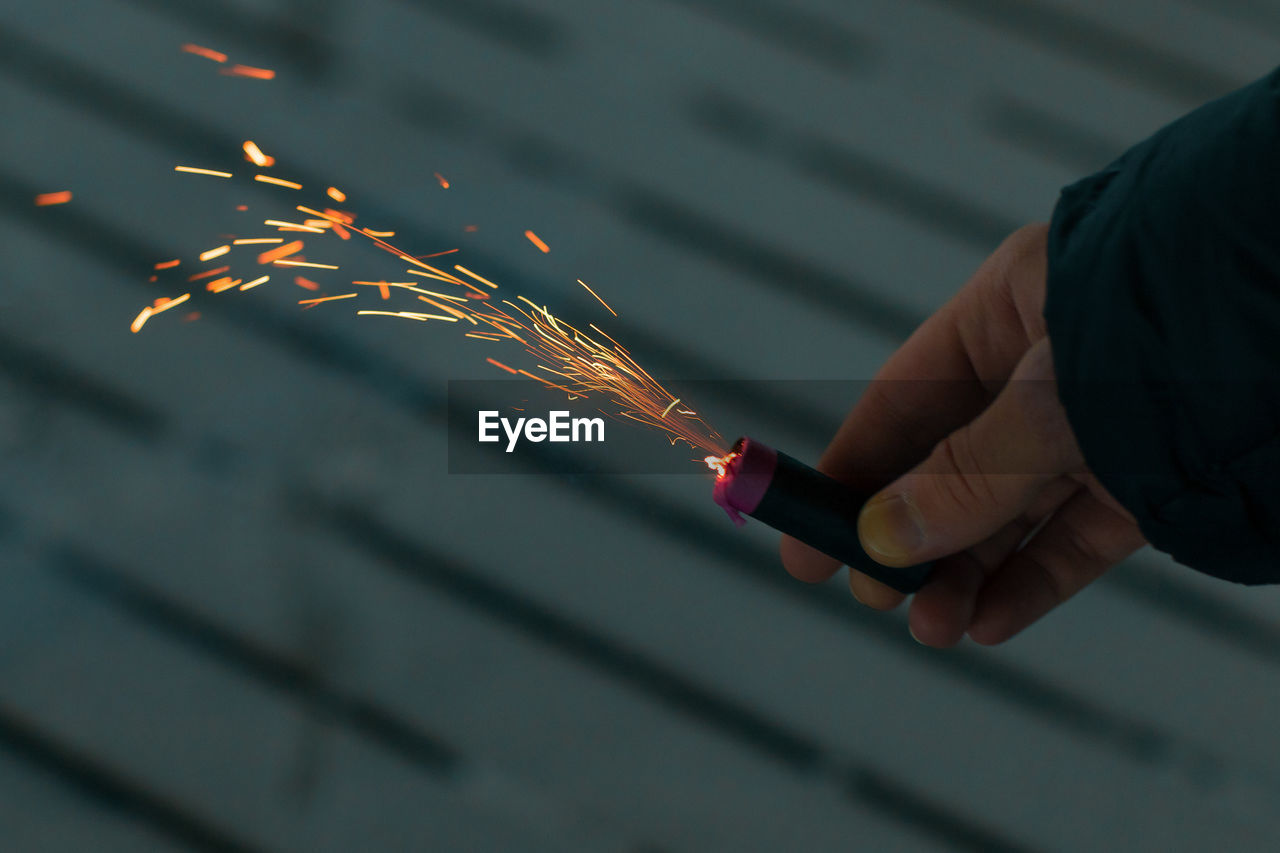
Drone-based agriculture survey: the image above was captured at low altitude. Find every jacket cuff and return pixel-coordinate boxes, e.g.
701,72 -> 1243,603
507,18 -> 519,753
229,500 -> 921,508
1044,67 -> 1280,584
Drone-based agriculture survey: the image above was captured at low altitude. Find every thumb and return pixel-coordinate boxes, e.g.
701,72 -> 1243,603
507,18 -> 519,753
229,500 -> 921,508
856,340 -> 1079,567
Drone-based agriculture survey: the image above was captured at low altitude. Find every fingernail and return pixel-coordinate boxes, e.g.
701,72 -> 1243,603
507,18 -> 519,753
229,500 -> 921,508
858,493 -> 926,563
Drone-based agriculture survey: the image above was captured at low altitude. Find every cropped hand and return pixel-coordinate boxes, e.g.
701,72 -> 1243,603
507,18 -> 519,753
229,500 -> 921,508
780,224 -> 1147,647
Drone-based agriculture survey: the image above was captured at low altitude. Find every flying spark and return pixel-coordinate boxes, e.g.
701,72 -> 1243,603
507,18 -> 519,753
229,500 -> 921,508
138,148 -> 725,456
255,175 -> 303,190
243,141 -> 275,167
199,245 -> 231,262
524,230 -> 551,253
577,279 -> 616,316
223,64 -> 276,80
182,44 -> 228,63
35,191 -> 73,206
175,166 -> 232,178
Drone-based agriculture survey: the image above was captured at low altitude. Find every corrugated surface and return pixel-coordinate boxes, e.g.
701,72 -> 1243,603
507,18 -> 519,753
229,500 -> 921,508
3,1 -> 1280,850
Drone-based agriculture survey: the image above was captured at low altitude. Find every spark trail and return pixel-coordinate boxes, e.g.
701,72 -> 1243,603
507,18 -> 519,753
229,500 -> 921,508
137,153 -> 726,458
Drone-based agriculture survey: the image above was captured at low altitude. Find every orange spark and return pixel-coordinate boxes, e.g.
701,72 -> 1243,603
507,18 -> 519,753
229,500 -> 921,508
321,208 -> 355,225
223,64 -> 275,80
264,219 -> 325,233
199,244 -> 231,262
154,259 -> 181,270
233,238 -> 283,245
206,276 -> 242,293
294,276 -> 321,291
175,166 -> 232,178
131,293 -> 191,333
524,230 -> 550,253
236,204 -> 249,211
240,275 -> 270,291
327,187 -> 346,203
487,358 -> 518,374
242,140 -> 275,167
299,293 -> 357,306
576,279 -> 616,316
464,225 -> 478,233
188,266 -> 231,282
183,312 -> 201,323
34,191 -> 72,206
274,259 -> 339,270
363,229 -> 395,238
454,265 -> 499,290
254,175 -> 302,190
257,240 -> 305,265
357,310 -> 453,322
417,295 -> 474,323
182,43 -> 227,63
416,249 -> 459,259
434,172 -> 450,189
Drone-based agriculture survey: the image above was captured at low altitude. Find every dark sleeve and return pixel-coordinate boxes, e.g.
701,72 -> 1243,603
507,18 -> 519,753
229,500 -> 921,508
1045,66 -> 1280,584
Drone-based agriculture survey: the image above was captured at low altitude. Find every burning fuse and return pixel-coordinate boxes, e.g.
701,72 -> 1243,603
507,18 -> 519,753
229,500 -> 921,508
709,436 -> 934,594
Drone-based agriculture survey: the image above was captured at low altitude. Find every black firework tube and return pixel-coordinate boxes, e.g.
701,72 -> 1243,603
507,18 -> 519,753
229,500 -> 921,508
712,436 -> 934,594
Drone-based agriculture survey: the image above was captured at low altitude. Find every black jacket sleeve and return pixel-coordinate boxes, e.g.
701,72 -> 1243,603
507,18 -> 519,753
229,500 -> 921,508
1045,66 -> 1280,584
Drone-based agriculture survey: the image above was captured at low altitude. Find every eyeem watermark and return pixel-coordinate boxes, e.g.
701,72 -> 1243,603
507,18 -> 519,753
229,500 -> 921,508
478,410 -> 605,452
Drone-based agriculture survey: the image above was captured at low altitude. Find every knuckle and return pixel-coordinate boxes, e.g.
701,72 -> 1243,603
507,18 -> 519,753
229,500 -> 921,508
1022,549 -> 1070,606
1061,518 -> 1110,568
934,430 -> 997,510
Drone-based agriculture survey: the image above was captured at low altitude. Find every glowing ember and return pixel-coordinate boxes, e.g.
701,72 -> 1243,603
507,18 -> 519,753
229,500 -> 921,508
257,240 -> 304,265
188,266 -> 231,282
454,265 -> 499,290
182,43 -> 228,63
705,452 -> 739,478
273,259 -> 339,270
255,174 -> 302,190
577,279 -> 616,316
199,245 -> 231,262
131,293 -> 191,333
206,276 -> 242,293
434,172 -> 450,189
487,357 -> 518,374
243,140 -> 275,167
299,293 -> 358,307
154,259 -> 181,270
524,230 -> 551,253
264,219 -> 325,233
223,64 -> 275,80
175,165 -> 232,178
327,187 -> 347,203
34,191 -> 72,206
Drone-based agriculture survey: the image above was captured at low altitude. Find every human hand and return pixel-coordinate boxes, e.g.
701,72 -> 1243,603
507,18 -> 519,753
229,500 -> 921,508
780,224 -> 1147,647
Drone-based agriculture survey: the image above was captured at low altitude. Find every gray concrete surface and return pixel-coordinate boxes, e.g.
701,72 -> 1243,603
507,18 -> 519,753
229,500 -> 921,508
3,1 -> 1280,850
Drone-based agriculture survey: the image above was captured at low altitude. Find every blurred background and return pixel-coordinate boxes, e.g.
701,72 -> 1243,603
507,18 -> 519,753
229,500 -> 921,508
3,1 -> 1280,850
